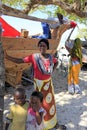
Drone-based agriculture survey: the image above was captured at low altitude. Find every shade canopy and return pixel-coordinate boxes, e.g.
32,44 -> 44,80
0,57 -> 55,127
0,17 -> 20,37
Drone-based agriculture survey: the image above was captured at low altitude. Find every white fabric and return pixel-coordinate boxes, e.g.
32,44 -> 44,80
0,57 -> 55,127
26,107 -> 45,130
74,84 -> 81,94
63,17 -> 69,23
65,40 -> 74,49
68,84 -> 74,94
48,18 -> 60,29
48,16 -> 69,29
72,61 -> 80,65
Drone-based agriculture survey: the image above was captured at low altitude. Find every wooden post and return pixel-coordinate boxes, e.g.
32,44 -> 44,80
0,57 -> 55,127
0,22 -> 5,130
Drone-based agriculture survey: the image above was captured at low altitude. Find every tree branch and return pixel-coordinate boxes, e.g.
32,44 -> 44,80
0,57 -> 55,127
2,4 -> 57,24
1,0 -> 87,22
23,0 -> 87,18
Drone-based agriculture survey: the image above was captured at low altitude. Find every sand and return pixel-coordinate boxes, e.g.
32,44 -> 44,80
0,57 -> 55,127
4,67 -> 87,130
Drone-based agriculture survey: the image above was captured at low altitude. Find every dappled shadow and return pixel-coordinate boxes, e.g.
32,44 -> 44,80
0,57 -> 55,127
52,69 -> 68,94
56,93 -> 87,130
4,68 -> 87,130
54,69 -> 87,130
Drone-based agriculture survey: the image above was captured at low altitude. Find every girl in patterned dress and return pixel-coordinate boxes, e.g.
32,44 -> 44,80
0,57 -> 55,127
26,91 -> 45,130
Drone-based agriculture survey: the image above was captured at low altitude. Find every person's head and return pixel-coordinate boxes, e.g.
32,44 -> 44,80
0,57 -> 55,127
71,38 -> 82,66
74,38 -> 82,49
38,38 -> 49,54
14,87 -> 26,106
30,91 -> 43,111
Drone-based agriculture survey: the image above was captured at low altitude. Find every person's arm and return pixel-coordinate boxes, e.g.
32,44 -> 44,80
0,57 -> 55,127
65,44 -> 71,53
35,111 -> 43,125
66,28 -> 75,42
5,115 -> 12,130
5,122 -> 10,130
5,106 -> 13,130
52,57 -> 58,71
32,99 -> 43,125
53,61 -> 58,71
65,28 -> 74,53
4,51 -> 24,63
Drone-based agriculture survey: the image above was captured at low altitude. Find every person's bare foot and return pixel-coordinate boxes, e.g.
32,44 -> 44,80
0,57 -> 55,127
54,123 -> 66,130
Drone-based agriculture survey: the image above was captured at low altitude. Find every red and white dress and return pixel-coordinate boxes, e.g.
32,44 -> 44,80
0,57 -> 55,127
26,107 -> 45,130
24,53 -> 58,129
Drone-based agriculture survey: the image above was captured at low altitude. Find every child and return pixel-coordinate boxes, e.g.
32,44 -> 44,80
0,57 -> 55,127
26,91 -> 46,130
5,87 -> 29,130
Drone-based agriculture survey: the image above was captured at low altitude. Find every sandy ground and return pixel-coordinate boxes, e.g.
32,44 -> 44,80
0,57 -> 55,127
4,66 -> 87,130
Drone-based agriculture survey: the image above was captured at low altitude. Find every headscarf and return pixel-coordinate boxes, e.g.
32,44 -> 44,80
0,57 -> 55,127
70,38 -> 83,68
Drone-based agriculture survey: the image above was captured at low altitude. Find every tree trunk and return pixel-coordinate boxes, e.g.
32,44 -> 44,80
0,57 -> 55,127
0,23 -> 5,130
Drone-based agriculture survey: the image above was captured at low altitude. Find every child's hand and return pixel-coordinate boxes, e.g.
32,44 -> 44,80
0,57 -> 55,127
32,99 -> 41,112
32,104 -> 40,112
34,105 -> 40,112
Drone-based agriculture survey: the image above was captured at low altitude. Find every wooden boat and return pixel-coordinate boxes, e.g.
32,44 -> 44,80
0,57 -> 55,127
2,37 -> 59,87
2,23 -> 71,87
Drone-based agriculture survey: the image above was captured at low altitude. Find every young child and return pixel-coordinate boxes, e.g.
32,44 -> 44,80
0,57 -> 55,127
26,91 -> 46,130
5,87 -> 29,130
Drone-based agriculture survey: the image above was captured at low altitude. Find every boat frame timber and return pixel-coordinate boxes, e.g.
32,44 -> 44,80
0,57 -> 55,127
2,23 -> 71,87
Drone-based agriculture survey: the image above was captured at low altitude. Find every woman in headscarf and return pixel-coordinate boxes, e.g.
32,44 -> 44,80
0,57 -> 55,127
65,38 -> 82,94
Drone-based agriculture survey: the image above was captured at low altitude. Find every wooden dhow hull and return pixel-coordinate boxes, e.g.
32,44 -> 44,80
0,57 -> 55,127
2,37 -> 59,87
2,23 -> 71,87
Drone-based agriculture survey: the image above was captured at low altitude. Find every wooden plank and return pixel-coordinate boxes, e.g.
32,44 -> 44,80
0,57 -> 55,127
6,73 -> 21,86
5,60 -> 31,71
4,50 -> 56,57
2,37 -> 58,50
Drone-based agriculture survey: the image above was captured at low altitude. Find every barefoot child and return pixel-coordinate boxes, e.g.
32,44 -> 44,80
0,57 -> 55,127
5,87 -> 29,130
26,91 -> 46,130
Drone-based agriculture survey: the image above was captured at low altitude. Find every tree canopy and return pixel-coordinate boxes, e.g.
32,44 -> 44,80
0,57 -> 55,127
0,0 -> 87,24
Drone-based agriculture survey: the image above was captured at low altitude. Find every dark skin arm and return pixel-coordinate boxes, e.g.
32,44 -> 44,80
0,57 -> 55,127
35,111 -> 43,125
65,28 -> 75,53
53,61 -> 58,71
65,45 -> 71,53
31,100 -> 43,125
4,51 -> 24,64
5,123 -> 10,130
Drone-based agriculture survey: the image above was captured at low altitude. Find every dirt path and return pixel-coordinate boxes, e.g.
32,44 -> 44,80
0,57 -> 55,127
4,67 -> 87,130
53,69 -> 87,130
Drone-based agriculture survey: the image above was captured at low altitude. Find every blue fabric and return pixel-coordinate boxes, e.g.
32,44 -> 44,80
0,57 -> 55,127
32,22 -> 51,39
72,61 -> 80,65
